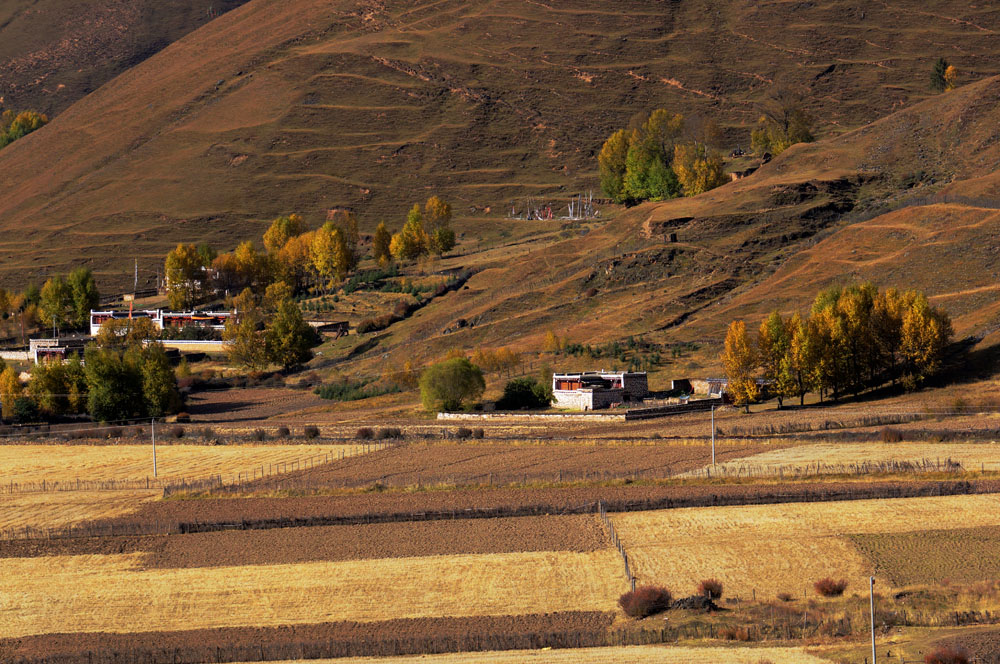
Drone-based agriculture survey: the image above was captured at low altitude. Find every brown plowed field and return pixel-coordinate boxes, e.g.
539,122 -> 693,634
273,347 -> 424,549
0,612 -> 614,664
936,627 -> 1000,664
238,440 -> 778,492
850,526 -> 1000,586
67,478 -> 1000,539
0,515 -> 608,566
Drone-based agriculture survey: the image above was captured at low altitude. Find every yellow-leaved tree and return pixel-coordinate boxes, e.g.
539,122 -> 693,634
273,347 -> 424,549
673,143 -> 726,196
900,292 -> 953,390
721,320 -> 759,412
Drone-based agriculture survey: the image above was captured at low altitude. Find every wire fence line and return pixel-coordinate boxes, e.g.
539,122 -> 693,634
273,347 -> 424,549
683,457 -> 966,480
598,500 -> 636,591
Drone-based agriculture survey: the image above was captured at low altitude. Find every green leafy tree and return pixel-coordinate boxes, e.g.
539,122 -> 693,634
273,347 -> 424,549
750,91 -> 815,155
372,222 -> 392,266
223,288 -> 269,371
266,298 -> 317,369
930,57 -> 949,92
496,376 -> 551,410
94,317 -> 159,350
0,109 -> 48,149
430,227 -> 456,255
141,343 -> 181,417
83,346 -> 145,422
39,276 -> 71,334
598,128 -> 631,203
419,357 -> 486,412
67,267 -> 100,329
28,360 -> 70,416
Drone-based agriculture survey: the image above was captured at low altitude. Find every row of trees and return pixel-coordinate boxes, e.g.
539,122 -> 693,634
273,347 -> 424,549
0,322 -> 180,423
38,268 -> 101,334
0,109 -> 47,149
598,110 -> 726,204
165,197 -> 457,309
722,283 -> 953,410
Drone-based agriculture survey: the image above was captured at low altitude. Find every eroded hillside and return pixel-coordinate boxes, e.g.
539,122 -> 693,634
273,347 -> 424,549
1,0 -> 1000,287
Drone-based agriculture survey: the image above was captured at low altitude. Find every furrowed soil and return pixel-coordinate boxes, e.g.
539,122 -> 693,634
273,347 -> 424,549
237,440 -> 784,491
0,612 -> 615,664
934,626 -> 1000,664
613,494 -> 1000,598
0,514 -> 608,565
0,550 -> 623,637
850,526 -> 1000,586
84,479 -> 1000,537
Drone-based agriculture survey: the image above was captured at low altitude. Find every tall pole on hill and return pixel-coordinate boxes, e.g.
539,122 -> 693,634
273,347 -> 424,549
870,576 -> 876,664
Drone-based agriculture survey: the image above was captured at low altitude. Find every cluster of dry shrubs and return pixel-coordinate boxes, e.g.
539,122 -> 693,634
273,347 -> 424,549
619,579 -> 724,619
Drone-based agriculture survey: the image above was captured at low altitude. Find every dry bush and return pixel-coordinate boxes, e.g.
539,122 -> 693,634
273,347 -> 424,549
303,425 -> 320,439
881,427 -> 903,443
199,427 -> 215,442
455,427 -> 472,439
720,626 -> 755,641
251,429 -> 268,442
276,426 -> 290,438
169,426 -> 185,439
618,585 -> 672,618
776,592 -> 793,602
697,578 -> 723,600
356,427 -> 375,440
104,426 -> 123,439
175,412 -> 191,423
814,577 -> 848,597
378,427 -> 402,439
924,647 -> 969,664
473,428 -> 485,439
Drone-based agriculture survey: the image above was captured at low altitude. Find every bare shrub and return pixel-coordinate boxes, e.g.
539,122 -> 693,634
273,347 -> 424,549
618,585 -> 672,618
251,428 -> 268,442
881,427 -> 903,443
455,427 -> 472,439
950,397 -> 970,415
697,578 -> 723,600
473,428 -> 485,439
303,425 -> 320,439
356,427 -> 375,440
776,592 -> 793,602
378,427 -> 402,439
924,647 -> 970,664
276,426 -> 290,438
814,577 -> 848,597
169,425 -> 185,439
720,626 -> 754,641
199,427 -> 215,442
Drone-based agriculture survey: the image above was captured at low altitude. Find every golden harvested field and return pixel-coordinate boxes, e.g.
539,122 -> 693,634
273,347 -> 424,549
0,550 -> 623,638
251,645 -> 834,663
612,495 -> 1000,599
691,442 -> 1000,478
0,444 -> 367,486
850,527 -> 1000,586
0,490 -> 157,530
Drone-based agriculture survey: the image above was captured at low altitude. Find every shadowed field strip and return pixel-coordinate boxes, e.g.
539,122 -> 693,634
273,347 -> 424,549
0,490 -> 157,530
696,442 -> 1000,477
0,550 -> 624,638
850,526 -> 1000,586
0,444 -> 367,485
613,494 -> 1000,598
240,645 -> 833,663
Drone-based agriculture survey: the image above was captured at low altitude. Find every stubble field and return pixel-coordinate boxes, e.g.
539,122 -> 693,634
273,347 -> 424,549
613,494 -> 1000,598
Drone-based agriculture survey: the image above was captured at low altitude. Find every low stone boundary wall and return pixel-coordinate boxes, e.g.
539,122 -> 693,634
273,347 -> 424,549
624,397 -> 723,420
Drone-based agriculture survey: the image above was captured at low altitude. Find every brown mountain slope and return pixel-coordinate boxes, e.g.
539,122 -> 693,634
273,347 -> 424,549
326,74 -> 1000,377
0,0 -> 250,117
2,0 -> 1000,287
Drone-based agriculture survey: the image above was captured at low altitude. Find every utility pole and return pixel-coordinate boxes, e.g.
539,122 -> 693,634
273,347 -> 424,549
711,404 -> 716,466
869,576 -> 876,664
151,418 -> 157,478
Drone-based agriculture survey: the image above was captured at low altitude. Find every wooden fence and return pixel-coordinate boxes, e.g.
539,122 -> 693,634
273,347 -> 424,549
598,500 -> 635,591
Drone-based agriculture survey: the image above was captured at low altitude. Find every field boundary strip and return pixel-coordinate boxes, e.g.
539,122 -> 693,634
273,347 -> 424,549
5,478 -> 997,542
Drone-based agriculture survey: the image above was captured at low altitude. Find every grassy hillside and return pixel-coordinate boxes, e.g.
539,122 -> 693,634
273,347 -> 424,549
1,0 -> 1000,288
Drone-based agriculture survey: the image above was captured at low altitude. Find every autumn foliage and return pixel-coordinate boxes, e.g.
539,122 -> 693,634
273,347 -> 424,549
618,586 -> 673,618
0,109 -> 48,149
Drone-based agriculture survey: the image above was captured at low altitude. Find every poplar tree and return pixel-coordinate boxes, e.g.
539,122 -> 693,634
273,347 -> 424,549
721,320 -> 759,412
